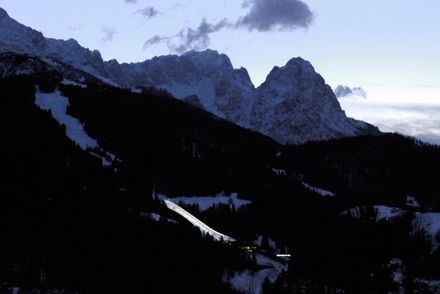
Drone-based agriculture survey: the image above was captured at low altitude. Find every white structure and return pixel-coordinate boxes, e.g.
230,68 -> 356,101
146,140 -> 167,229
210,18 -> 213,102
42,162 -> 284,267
163,199 -> 235,242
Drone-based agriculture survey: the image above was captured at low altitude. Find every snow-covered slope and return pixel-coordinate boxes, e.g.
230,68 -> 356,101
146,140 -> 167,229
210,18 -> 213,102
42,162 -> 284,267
0,7 -> 378,144
163,198 -> 235,242
113,50 -> 256,126
0,7 -> 109,81
35,89 -> 117,167
344,205 -> 440,238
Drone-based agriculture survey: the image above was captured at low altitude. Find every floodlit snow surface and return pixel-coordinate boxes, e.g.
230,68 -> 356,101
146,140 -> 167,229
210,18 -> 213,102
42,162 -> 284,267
226,254 -> 287,294
302,182 -> 335,197
163,198 -> 235,242
158,192 -> 252,212
35,89 -> 117,167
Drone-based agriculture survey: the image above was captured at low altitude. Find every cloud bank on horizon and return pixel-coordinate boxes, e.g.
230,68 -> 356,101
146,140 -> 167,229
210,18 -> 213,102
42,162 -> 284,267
340,100 -> 440,146
144,0 -> 314,54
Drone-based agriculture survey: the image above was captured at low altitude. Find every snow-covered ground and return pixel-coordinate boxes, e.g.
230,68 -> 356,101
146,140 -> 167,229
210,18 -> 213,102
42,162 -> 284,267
163,198 -> 235,242
406,195 -> 421,208
302,182 -> 335,197
157,192 -> 252,212
345,205 -> 404,220
254,235 -> 277,252
35,89 -> 117,167
344,205 -> 440,238
226,254 -> 288,294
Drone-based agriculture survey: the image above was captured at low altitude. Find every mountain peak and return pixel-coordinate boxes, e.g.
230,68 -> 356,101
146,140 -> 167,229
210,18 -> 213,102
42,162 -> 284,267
0,11 -> 378,145
0,7 -> 9,19
182,49 -> 233,71
286,56 -> 314,70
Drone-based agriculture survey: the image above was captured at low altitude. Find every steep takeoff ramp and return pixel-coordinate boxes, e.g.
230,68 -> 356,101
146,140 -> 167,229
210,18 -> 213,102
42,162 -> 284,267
163,199 -> 235,242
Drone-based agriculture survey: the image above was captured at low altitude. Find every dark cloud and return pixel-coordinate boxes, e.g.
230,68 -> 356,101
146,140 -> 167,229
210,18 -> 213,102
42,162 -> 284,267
144,18 -> 230,54
144,0 -> 314,54
102,27 -> 117,42
124,0 -> 137,4
237,0 -> 314,31
144,35 -> 170,49
334,85 -> 367,99
169,18 -> 229,53
136,7 -> 159,18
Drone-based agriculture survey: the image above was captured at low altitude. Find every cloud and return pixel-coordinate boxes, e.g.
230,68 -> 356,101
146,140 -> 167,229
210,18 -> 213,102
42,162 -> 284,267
144,35 -> 170,49
144,0 -> 314,54
340,100 -> 440,146
237,0 -> 314,31
124,0 -> 137,3
334,85 -> 367,99
102,27 -> 117,42
144,18 -> 230,54
135,7 -> 159,18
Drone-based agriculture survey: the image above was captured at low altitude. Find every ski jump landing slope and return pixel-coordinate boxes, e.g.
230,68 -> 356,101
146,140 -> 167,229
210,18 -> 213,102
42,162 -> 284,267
164,199 -> 235,243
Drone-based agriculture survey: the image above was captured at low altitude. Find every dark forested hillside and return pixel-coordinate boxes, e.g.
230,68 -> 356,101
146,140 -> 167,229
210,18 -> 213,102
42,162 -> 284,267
1,58 -> 440,293
283,135 -> 440,209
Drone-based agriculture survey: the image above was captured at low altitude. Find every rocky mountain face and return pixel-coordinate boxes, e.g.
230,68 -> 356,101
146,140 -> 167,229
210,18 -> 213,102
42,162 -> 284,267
0,7 -> 378,144
250,58 -> 376,144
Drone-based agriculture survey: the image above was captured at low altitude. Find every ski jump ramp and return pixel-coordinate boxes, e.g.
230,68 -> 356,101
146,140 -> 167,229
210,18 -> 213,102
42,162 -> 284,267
163,199 -> 235,243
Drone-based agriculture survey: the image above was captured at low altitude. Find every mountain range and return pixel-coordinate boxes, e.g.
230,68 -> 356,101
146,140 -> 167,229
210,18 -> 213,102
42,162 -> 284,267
2,6 -> 440,293
0,7 -> 378,144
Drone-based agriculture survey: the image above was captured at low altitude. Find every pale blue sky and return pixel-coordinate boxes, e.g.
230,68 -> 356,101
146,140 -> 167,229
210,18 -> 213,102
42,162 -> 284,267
1,0 -> 439,142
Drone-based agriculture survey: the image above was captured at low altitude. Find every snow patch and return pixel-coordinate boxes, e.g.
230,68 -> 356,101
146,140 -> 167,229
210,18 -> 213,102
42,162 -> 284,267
35,89 -> 117,167
35,90 -> 98,149
254,235 -> 277,252
226,254 -> 287,294
406,195 -> 421,208
389,258 -> 404,286
272,168 -> 286,176
344,205 -> 440,238
61,78 -> 87,88
302,182 -> 335,197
